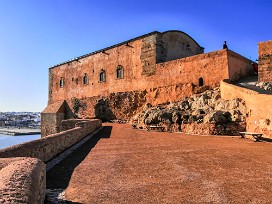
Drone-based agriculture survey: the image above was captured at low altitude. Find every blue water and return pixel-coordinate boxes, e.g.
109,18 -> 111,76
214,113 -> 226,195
0,134 -> 41,150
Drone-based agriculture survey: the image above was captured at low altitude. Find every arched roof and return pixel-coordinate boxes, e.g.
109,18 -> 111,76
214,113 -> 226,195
160,30 -> 203,48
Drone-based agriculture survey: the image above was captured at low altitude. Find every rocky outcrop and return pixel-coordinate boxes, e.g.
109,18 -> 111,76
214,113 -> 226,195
133,87 -> 247,135
256,81 -> 272,90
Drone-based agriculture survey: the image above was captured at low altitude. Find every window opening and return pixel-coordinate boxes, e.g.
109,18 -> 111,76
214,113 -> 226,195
199,77 -> 204,86
60,77 -> 64,87
83,73 -> 88,85
116,65 -> 123,79
99,70 -> 106,82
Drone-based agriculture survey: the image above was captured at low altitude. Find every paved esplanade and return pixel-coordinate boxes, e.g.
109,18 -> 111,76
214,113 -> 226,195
46,123 -> 272,203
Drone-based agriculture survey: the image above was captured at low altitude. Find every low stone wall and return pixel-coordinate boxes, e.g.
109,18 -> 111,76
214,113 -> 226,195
0,119 -> 102,162
0,119 -> 102,204
60,119 -> 91,132
220,80 -> 272,138
0,157 -> 45,204
182,122 -> 246,136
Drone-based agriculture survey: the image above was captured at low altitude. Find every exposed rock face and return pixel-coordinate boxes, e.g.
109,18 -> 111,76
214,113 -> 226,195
68,90 -> 148,122
133,87 -> 247,135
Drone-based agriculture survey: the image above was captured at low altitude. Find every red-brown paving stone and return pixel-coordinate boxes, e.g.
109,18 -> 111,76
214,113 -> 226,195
62,123 -> 272,203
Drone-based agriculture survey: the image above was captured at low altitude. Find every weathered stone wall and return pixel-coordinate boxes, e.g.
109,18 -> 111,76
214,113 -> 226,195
0,157 -> 45,204
60,119 -> 91,131
227,50 -> 253,82
48,31 -> 205,104
45,30 -> 253,124
41,101 -> 74,137
182,122 -> 246,136
155,49 -> 229,88
0,119 -> 102,162
48,49 -> 252,122
66,83 -> 196,121
156,31 -> 204,63
258,40 -> 272,82
41,113 -> 64,137
220,80 -> 272,138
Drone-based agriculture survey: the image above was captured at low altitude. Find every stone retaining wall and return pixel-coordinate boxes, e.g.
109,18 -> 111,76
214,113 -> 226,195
220,80 -> 272,137
0,119 -> 102,203
0,119 -> 102,162
182,122 -> 246,136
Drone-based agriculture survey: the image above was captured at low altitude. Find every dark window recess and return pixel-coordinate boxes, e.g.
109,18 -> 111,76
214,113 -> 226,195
60,78 -> 64,87
83,74 -> 88,85
199,77 -> 204,86
99,70 -> 106,82
116,65 -> 124,79
76,78 -> 79,85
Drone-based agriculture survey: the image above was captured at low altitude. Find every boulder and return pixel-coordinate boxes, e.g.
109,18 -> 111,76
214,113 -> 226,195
204,111 -> 228,124
229,110 -> 243,122
191,94 -> 209,110
179,100 -> 190,110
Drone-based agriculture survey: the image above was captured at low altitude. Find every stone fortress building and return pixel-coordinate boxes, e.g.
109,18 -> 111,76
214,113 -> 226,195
41,30 -> 254,137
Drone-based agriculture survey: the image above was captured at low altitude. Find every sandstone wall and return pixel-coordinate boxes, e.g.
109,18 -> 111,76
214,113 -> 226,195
0,119 -> 102,162
227,50 -> 253,82
41,113 -> 64,137
0,157 -> 45,204
48,49 -> 253,122
49,49 -> 230,105
155,49 -> 229,88
48,31 -> 203,104
220,80 -> 272,138
182,122 -> 246,136
60,119 -> 91,131
66,83 -> 196,121
258,40 -> 272,82
156,31 -> 204,63
41,100 -> 74,137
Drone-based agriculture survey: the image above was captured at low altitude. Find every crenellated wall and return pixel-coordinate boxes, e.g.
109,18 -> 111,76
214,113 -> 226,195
220,80 -> 272,138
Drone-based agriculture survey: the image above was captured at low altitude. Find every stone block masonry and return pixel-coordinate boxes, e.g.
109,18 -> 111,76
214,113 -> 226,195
0,157 -> 45,204
0,119 -> 102,162
48,49 -> 253,123
0,119 -> 102,203
43,30 -> 253,128
258,40 -> 272,82
221,80 -> 272,138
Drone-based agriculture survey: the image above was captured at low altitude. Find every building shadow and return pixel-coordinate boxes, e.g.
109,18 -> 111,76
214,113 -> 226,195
46,125 -> 112,190
259,137 -> 272,143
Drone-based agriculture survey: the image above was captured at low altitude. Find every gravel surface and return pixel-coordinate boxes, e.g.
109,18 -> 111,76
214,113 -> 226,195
47,123 -> 272,203
237,75 -> 272,94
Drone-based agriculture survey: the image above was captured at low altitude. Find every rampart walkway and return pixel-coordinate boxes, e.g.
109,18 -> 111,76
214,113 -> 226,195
47,123 -> 272,203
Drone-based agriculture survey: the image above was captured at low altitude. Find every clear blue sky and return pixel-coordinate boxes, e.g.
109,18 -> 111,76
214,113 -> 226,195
0,0 -> 271,112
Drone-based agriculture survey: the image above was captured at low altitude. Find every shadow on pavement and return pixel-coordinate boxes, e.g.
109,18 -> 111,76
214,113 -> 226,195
260,137 -> 272,143
46,125 -> 112,189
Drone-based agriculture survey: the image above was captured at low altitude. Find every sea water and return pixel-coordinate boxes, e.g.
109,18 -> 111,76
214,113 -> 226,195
0,134 -> 41,149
